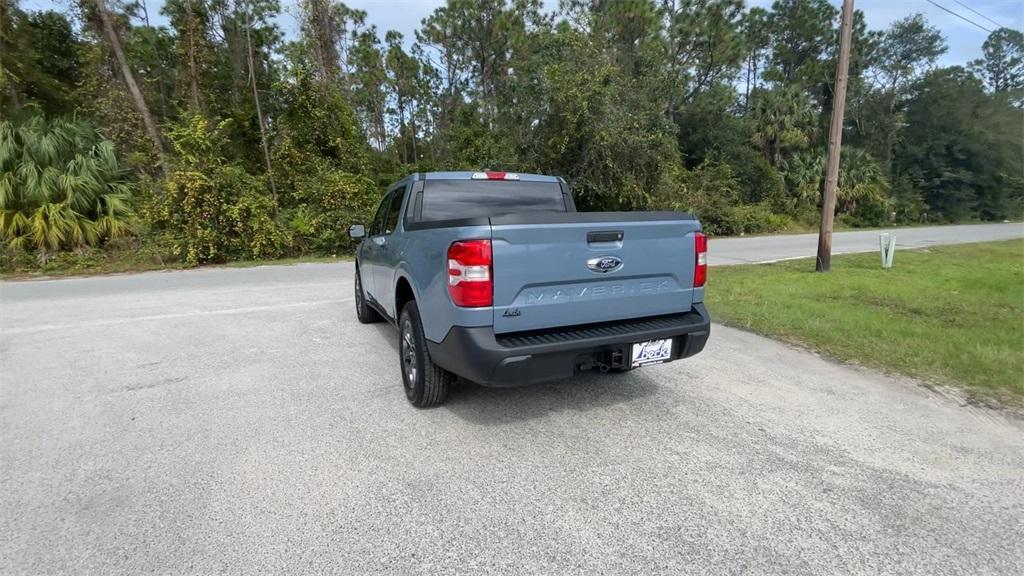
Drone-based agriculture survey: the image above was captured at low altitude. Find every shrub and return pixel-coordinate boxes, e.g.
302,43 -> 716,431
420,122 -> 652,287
0,115 -> 134,262
149,115 -> 288,265
731,203 -> 793,234
651,162 -> 791,236
284,165 -> 378,255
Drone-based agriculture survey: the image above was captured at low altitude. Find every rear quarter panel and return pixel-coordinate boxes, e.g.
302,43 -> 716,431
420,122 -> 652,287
397,225 -> 494,343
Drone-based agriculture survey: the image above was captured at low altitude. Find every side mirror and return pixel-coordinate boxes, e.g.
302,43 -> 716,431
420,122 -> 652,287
348,224 -> 365,239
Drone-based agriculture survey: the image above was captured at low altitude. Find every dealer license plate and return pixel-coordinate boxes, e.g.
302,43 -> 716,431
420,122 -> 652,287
631,338 -> 673,368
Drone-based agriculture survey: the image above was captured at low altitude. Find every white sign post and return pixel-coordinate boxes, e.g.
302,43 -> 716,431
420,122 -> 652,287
879,233 -> 896,269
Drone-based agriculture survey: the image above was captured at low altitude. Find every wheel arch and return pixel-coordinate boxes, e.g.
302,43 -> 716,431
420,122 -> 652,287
394,273 -> 417,318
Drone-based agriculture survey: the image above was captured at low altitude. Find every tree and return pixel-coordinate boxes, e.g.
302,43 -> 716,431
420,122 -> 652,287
89,0 -> 169,176
1,6 -> 82,116
751,86 -> 816,167
784,146 -> 886,217
863,14 -> 945,175
764,0 -> 836,95
240,0 -> 276,200
664,0 -> 745,115
971,28 -> 1024,101
349,25 -> 388,151
897,67 -> 1023,221
4,0 -> 1022,266
385,31 -> 417,162
163,0 -> 212,111
299,0 -> 342,85
740,6 -> 771,110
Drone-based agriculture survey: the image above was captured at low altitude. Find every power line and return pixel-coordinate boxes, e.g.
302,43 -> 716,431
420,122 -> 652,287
923,0 -> 993,34
948,0 -> 1006,30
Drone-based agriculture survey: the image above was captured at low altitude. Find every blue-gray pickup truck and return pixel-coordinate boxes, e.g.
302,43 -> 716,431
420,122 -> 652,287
348,171 -> 710,407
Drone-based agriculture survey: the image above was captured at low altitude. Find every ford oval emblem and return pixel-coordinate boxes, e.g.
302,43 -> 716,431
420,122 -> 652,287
586,255 -> 623,274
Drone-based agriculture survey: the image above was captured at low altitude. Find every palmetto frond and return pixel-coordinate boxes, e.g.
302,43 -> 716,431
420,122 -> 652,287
0,116 -> 136,253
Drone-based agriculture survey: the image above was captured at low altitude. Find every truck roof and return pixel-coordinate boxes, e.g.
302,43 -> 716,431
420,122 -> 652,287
418,171 -> 562,183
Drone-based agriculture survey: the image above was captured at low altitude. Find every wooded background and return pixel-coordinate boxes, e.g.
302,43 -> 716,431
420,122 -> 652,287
2,0 -> 1021,268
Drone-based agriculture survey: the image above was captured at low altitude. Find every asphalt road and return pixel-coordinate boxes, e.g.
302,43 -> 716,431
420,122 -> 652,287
709,222 -> 1024,265
2,225 -> 1023,575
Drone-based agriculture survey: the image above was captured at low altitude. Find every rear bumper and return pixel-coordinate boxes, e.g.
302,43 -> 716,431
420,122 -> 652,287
426,304 -> 711,387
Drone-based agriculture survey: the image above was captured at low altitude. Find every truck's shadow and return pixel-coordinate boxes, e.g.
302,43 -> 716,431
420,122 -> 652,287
369,322 -> 661,424
370,324 -> 400,353
443,372 -> 661,425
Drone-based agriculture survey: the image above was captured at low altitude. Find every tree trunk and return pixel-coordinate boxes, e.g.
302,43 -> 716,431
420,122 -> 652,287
409,102 -> 419,163
396,95 -> 407,163
242,1 -> 277,204
187,1 -> 201,110
744,56 -> 753,112
96,0 -> 168,178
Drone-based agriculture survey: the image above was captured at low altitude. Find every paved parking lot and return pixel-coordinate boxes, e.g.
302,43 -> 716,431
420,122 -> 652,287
2,257 -> 1022,575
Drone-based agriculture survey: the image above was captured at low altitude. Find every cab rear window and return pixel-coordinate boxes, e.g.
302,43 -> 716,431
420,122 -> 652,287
420,180 -> 566,221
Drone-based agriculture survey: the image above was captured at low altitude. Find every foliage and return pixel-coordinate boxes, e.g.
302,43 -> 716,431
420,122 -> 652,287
272,68 -> 379,254
751,86 -> 816,167
148,114 -> 287,265
2,0 -> 1021,269
653,161 -> 790,236
971,27 -> 1024,101
784,146 -> 888,222
896,67 -> 1023,222
0,115 -> 134,261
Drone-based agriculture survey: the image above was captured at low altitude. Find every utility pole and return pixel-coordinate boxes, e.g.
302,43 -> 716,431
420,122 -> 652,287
816,0 -> 855,272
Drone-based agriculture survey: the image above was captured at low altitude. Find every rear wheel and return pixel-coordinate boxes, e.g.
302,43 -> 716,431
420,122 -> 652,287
354,266 -> 381,324
399,301 -> 453,408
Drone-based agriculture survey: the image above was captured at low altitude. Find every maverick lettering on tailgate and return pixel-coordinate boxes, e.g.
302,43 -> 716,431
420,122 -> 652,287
522,279 -> 674,303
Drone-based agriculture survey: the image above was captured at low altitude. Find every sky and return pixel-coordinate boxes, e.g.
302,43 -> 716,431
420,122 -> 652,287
21,0 -> 1024,69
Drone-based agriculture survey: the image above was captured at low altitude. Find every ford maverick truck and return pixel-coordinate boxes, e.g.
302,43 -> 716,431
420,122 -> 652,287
349,172 -> 710,407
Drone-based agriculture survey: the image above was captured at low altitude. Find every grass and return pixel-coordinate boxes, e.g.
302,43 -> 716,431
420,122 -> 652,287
707,239 -> 1024,404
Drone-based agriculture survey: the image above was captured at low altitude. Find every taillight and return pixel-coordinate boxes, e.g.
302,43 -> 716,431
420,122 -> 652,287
693,232 -> 707,287
471,171 -> 520,180
448,240 -> 493,307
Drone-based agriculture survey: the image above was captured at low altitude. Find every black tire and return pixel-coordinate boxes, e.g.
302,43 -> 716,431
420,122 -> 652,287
399,301 -> 453,408
354,265 -> 382,324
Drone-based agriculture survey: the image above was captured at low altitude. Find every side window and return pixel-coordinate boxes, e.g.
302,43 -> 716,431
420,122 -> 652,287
369,193 -> 391,237
384,184 -> 408,235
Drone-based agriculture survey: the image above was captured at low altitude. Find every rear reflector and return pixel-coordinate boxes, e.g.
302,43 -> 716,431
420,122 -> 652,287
471,171 -> 520,181
693,232 -> 707,288
448,239 -> 493,307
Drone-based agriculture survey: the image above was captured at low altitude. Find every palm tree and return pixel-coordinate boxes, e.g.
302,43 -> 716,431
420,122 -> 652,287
0,115 -> 134,261
783,147 -> 887,214
751,86 -> 816,167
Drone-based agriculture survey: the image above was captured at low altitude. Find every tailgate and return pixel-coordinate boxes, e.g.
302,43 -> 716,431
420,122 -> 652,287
490,212 -> 701,334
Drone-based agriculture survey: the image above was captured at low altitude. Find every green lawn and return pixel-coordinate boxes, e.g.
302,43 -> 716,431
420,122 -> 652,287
707,240 -> 1024,403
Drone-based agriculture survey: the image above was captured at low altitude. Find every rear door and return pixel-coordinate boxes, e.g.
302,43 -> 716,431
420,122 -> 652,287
361,191 -> 393,301
373,182 -> 410,318
490,212 -> 701,334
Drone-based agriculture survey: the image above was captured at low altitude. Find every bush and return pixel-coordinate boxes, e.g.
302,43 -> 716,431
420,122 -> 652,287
652,161 -> 791,236
841,195 -> 891,228
0,115 -> 135,262
149,166 -> 288,265
735,154 -> 788,210
148,115 -> 288,266
732,203 -> 793,234
282,163 -> 378,255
